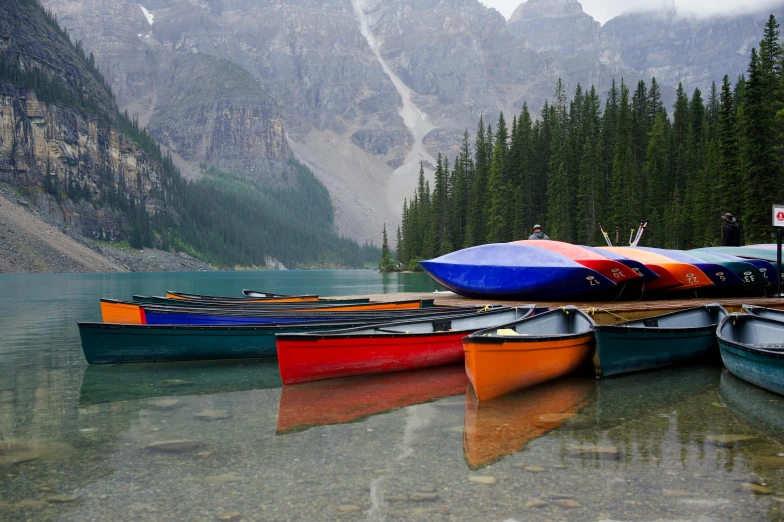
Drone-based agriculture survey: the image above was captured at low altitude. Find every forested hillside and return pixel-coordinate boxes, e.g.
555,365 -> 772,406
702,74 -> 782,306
394,15 -> 784,271
1,0 -> 379,269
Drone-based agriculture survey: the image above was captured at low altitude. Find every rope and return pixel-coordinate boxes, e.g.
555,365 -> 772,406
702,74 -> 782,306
584,306 -> 630,322
479,304 -> 491,312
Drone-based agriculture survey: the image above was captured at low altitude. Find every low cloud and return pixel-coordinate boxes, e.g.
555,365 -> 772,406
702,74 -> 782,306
484,0 -> 783,24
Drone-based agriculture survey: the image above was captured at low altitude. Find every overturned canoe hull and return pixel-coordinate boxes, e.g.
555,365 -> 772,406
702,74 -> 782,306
420,243 -> 614,300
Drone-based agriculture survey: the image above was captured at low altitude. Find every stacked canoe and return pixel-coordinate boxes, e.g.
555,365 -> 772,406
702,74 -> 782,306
420,241 -> 777,301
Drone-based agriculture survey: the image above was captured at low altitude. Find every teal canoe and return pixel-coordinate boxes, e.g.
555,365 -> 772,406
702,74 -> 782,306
717,313 -> 784,396
691,246 -> 782,263
594,304 -> 728,377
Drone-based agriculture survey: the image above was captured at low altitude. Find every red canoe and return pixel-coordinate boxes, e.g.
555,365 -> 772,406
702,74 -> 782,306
276,364 -> 467,434
512,240 -> 641,284
276,306 -> 536,385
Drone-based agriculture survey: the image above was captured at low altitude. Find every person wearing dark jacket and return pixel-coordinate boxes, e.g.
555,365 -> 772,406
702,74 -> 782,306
721,213 -> 741,246
528,224 -> 549,240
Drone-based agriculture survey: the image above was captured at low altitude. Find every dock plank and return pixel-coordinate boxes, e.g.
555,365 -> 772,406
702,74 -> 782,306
353,292 -> 784,325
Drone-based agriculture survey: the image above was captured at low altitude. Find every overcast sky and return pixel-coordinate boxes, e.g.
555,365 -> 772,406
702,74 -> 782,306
483,0 -> 783,24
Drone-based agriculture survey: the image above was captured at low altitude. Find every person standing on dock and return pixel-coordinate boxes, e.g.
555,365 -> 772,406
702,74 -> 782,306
528,224 -> 550,240
721,213 -> 741,246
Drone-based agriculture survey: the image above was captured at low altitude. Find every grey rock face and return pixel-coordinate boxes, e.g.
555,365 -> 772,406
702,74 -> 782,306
508,0 -> 601,54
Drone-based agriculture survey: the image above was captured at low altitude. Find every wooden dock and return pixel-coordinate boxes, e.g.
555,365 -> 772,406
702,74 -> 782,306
363,292 -> 784,325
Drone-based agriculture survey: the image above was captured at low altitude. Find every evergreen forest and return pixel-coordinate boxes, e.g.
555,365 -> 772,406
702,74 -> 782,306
394,15 -> 784,271
2,0 -> 380,269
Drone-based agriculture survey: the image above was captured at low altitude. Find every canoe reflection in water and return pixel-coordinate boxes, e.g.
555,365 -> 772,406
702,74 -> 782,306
719,370 -> 784,439
79,358 -> 282,404
463,377 -> 593,469
276,364 -> 467,434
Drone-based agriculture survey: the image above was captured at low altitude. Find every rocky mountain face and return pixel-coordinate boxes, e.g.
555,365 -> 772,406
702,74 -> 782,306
508,0 -> 784,96
39,0 -> 782,243
0,0 -> 168,242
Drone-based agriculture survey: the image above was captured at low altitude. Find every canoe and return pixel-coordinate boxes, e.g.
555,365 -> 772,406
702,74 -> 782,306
102,298 -> 437,325
593,304 -> 728,377
276,364 -> 467,434
276,306 -> 538,385
463,306 -> 595,401
133,295 -> 371,306
717,314 -> 784,395
81,314 -> 475,364
139,301 -> 449,326
242,290 -> 298,298
637,247 -> 761,292
420,243 -> 614,300
694,252 -> 779,285
741,305 -> 784,321
686,251 -> 766,290
692,246 -> 782,263
511,240 -> 641,284
166,291 -> 319,303
600,247 -> 712,293
580,246 -> 661,283
463,377 -> 592,469
79,358 -> 282,404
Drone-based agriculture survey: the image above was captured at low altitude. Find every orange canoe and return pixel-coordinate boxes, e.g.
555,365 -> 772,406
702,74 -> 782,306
100,299 -> 146,324
463,377 -> 592,469
463,307 -> 595,402
276,364 -> 467,434
513,240 -> 641,284
600,247 -> 712,292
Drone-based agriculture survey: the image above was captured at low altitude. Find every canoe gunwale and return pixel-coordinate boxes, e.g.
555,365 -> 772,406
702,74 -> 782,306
275,307 -> 536,341
464,306 -> 596,345
77,321 -> 379,332
717,314 -> 784,360
594,304 -> 728,335
463,330 -> 595,344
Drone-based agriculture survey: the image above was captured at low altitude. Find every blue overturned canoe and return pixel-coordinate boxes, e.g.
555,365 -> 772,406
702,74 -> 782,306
717,314 -> 784,396
419,243 -> 615,300
594,304 -> 728,377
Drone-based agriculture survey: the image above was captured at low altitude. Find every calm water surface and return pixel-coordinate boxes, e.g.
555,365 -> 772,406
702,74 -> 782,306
0,271 -> 783,521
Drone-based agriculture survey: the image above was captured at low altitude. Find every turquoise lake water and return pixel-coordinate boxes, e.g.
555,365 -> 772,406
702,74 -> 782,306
0,271 -> 783,521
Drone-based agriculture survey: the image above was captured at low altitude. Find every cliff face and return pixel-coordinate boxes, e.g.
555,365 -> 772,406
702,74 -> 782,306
508,0 -> 601,54
0,88 -> 164,240
0,0 -> 169,242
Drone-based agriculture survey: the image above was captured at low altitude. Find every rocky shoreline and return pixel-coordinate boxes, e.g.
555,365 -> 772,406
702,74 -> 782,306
0,188 -> 214,274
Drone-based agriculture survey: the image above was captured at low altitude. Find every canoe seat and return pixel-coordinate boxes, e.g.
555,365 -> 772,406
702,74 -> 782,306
496,328 -> 520,336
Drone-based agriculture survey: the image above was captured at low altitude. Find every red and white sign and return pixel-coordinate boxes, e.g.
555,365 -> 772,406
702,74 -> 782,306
774,205 -> 784,228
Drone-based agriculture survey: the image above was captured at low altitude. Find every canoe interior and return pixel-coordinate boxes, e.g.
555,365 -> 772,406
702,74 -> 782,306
718,315 -> 784,351
607,304 -> 727,330
744,305 -> 784,323
306,307 -> 536,337
472,307 -> 594,339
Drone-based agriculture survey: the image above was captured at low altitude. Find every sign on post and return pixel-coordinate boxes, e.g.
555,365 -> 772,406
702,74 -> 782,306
774,204 -> 784,227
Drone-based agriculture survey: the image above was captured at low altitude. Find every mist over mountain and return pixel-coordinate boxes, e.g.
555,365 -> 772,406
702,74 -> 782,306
40,0 -> 782,243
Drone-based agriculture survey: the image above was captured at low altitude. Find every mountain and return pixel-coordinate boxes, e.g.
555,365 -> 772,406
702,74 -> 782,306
0,0 -> 378,270
38,0 -> 782,244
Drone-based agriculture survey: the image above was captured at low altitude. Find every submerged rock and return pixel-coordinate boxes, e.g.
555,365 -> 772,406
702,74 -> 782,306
704,434 -> 757,446
336,504 -> 361,514
567,445 -> 621,460
148,399 -> 181,410
194,410 -> 232,421
525,498 -> 548,508
157,380 -> 194,387
468,475 -> 496,484
46,494 -> 79,503
0,441 -> 74,466
146,440 -> 203,453
217,512 -> 242,521
202,474 -> 241,484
